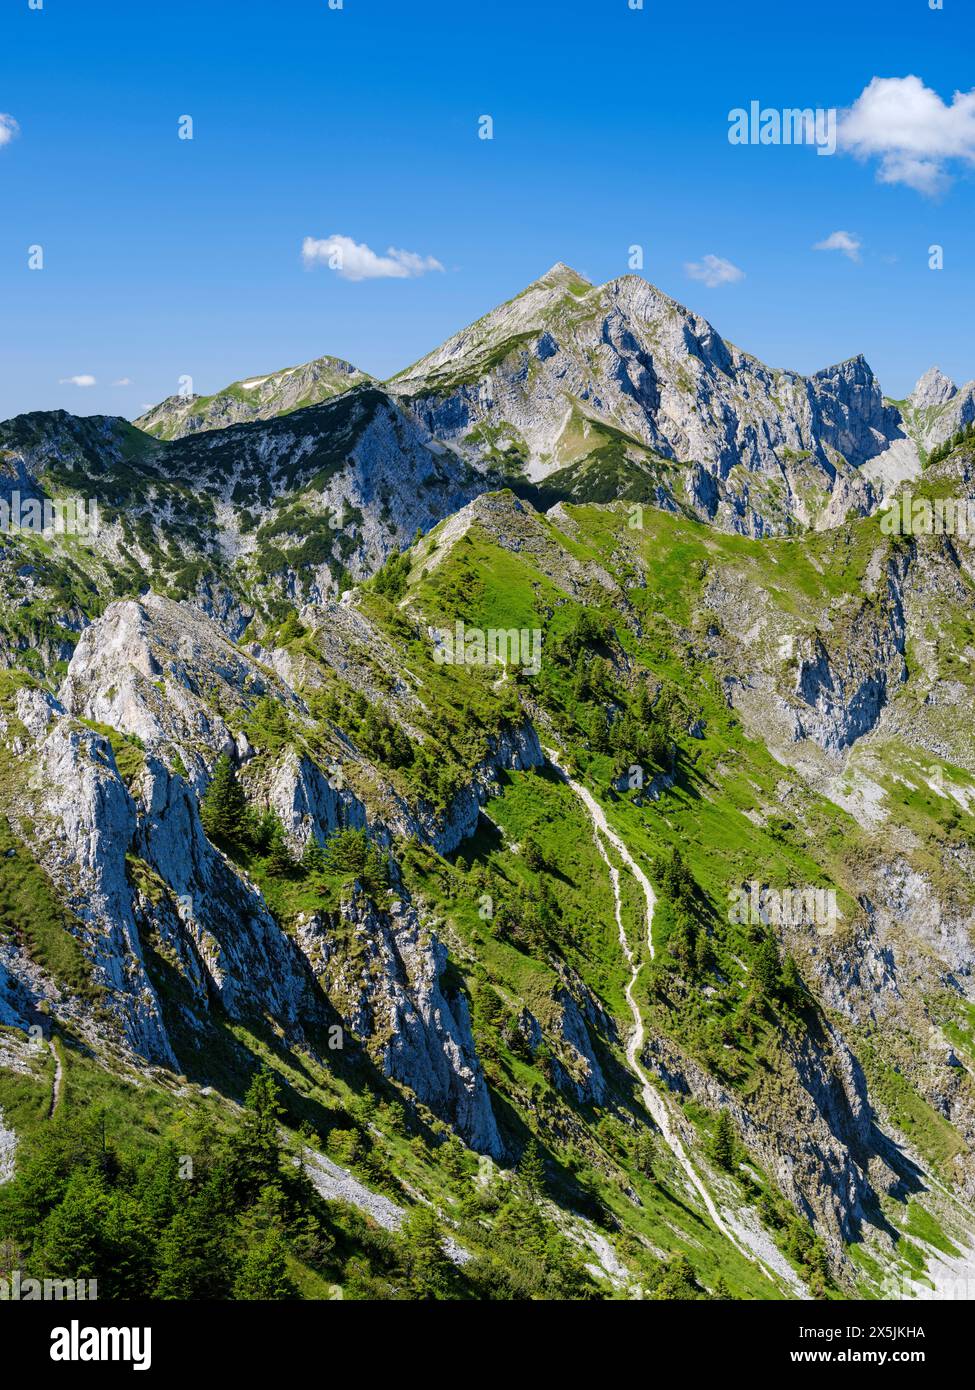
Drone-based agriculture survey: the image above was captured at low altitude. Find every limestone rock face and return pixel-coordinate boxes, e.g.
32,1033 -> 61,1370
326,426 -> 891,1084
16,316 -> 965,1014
390,265 -> 909,534
61,593 -> 299,783
0,591 -> 526,1156
27,715 -> 176,1065
901,366 -> 975,453
641,1022 -> 887,1261
912,366 -> 958,412
297,886 -> 502,1157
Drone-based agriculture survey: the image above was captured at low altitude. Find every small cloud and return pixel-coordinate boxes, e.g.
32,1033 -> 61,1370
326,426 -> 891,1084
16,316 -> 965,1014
813,230 -> 862,262
301,233 -> 444,281
837,75 -> 975,195
59,375 -> 97,387
112,377 -> 133,386
684,254 -> 744,288
0,113 -> 19,149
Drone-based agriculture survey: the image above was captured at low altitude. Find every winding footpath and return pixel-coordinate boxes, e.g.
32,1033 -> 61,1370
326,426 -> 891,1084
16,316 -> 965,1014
545,749 -> 807,1296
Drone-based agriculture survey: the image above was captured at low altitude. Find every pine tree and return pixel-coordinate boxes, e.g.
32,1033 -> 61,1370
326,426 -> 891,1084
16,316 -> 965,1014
694,927 -> 715,975
233,1067 -> 285,1197
572,649 -> 591,702
662,846 -> 694,904
439,1137 -> 467,1182
154,1184 -> 234,1299
249,807 -> 278,854
322,827 -> 369,875
233,1227 -> 296,1299
636,682 -> 654,724
264,819 -> 295,876
635,1132 -> 655,1180
200,754 -> 247,845
101,1190 -> 155,1297
656,1253 -> 699,1300
132,1141 -> 183,1230
710,1109 -> 736,1172
301,837 -> 327,874
754,934 -> 782,996
669,911 -> 696,969
518,1138 -> 546,1202
41,1168 -> 109,1278
400,1204 -> 450,1298
276,609 -> 305,644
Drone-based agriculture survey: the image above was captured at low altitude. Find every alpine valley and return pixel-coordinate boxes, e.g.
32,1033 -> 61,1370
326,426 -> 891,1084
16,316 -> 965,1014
2,263 -> 975,1301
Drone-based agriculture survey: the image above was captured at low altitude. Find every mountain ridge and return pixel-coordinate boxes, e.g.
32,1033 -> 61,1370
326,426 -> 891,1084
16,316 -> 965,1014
126,264 -> 948,539
3,269 -> 975,1303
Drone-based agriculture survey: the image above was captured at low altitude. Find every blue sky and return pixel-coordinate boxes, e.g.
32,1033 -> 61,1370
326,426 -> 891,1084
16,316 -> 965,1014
0,0 -> 972,420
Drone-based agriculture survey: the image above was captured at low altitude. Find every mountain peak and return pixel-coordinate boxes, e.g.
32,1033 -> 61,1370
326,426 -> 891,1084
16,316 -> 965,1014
135,353 -> 371,440
910,365 -> 957,409
535,261 -> 591,288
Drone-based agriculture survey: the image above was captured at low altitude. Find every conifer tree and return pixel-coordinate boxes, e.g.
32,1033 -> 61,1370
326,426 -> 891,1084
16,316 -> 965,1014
233,1227 -> 296,1299
754,933 -> 782,996
710,1109 -> 736,1172
264,819 -> 295,876
41,1168 -> 108,1279
669,910 -> 697,969
522,835 -> 544,872
400,1204 -> 450,1298
572,649 -> 591,702
233,1067 -> 285,1197
301,837 -> 327,874
518,1138 -> 546,1202
635,1132 -> 655,1179
200,754 -> 247,844
154,1184 -> 234,1299
694,927 -> 715,975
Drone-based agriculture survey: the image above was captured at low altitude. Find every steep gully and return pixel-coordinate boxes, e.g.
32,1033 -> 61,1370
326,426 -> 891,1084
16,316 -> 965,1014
544,749 -> 807,1296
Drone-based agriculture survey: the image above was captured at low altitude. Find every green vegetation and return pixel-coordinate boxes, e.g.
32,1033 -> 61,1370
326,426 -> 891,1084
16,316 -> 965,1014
1,392 -> 971,1304
0,818 -> 98,999
0,1062 -> 603,1300
926,419 -> 975,468
199,755 -> 389,919
77,719 -> 147,785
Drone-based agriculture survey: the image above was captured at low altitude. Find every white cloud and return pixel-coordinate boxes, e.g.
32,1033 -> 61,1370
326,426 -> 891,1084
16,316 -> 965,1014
837,75 -> 975,195
684,254 -> 744,288
0,113 -> 19,148
813,230 -> 862,262
112,377 -> 133,386
301,234 -> 444,281
59,375 -> 97,387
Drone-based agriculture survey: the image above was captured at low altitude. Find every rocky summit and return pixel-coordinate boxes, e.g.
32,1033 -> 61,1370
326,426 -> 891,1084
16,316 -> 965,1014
2,265 -> 975,1302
